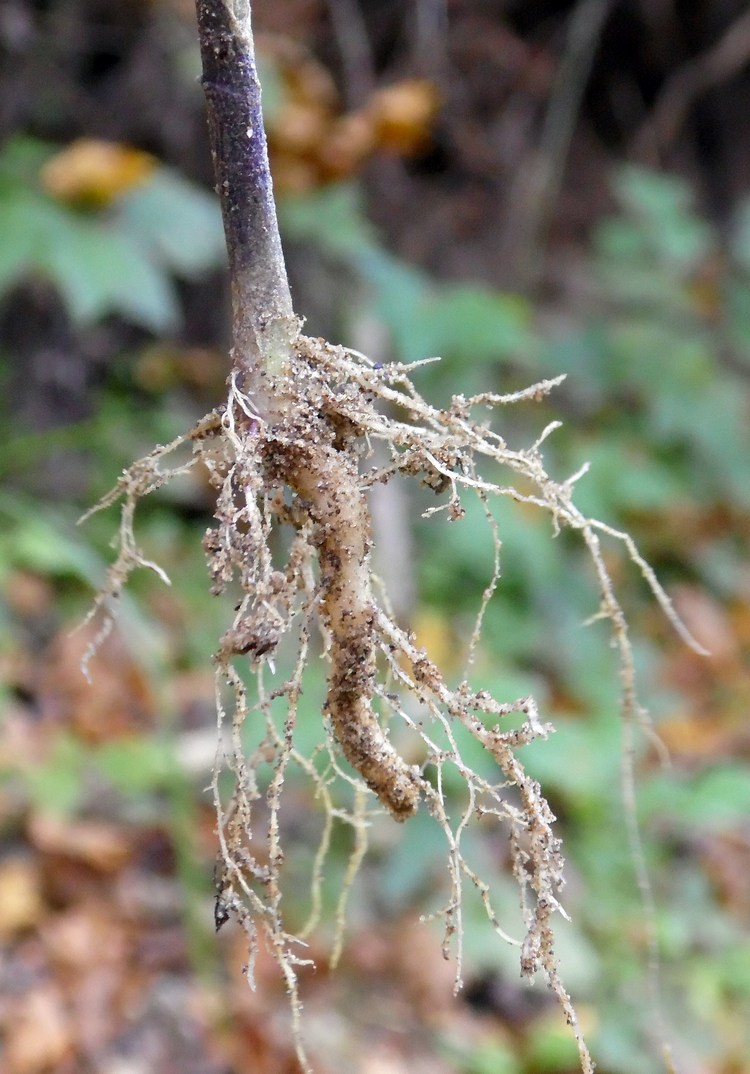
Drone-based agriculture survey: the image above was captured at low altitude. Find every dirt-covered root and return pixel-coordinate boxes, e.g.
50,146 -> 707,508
79,330 -> 708,1074
282,436 -> 422,820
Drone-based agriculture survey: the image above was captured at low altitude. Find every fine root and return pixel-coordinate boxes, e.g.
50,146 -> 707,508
82,332 -> 705,1074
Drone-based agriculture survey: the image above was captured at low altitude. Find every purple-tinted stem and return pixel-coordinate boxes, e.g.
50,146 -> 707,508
195,0 -> 296,391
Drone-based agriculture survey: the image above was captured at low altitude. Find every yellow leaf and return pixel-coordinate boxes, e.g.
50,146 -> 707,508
367,79 -> 441,155
40,138 -> 156,208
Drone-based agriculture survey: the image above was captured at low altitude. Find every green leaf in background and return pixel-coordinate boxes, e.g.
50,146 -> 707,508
641,764 -> 750,830
610,166 -> 714,268
13,735 -> 180,816
359,246 -> 431,358
0,189 -> 35,287
525,1022 -> 582,1071
280,182 -> 378,257
0,136 -> 225,332
0,180 -> 181,331
441,1038 -> 520,1074
0,135 -> 56,185
117,167 -> 225,280
374,807 -> 446,907
0,493 -> 100,583
0,189 -> 67,293
22,735 -> 87,815
523,711 -> 622,808
42,219 -> 181,332
95,737 -> 176,794
571,436 -> 687,516
724,276 -> 750,363
403,285 -> 533,365
281,184 -> 533,370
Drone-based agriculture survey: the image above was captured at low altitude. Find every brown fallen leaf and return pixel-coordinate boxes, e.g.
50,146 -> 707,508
36,624 -> 155,743
43,904 -> 129,971
5,985 -> 74,1074
698,830 -> 750,923
28,812 -> 132,874
670,585 -> 740,667
0,857 -> 46,939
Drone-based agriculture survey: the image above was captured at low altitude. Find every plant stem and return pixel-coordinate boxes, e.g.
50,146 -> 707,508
195,1 -> 421,821
195,0 -> 297,396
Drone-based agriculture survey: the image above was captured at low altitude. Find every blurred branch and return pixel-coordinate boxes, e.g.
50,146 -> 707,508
414,0 -> 449,83
325,0 -> 375,108
634,7 -> 750,160
503,0 -> 615,290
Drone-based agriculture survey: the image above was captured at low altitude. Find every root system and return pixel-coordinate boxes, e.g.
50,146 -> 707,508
82,328 -> 706,1073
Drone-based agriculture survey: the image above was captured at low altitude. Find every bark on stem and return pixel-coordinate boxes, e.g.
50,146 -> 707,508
195,0 -> 297,392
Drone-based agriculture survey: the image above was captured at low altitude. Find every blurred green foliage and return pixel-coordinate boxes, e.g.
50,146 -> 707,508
284,166 -> 750,1072
1,152 -> 749,1074
0,136 -> 225,331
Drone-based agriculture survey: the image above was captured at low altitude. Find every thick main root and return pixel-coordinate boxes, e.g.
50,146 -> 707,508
285,438 -> 421,819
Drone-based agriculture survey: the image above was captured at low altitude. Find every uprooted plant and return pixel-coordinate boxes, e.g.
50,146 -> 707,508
80,3 -> 706,1071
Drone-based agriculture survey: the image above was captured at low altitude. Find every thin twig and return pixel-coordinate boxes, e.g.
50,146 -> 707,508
505,0 -> 615,288
634,7 -> 750,160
